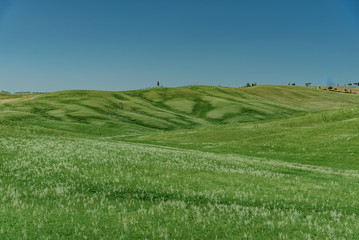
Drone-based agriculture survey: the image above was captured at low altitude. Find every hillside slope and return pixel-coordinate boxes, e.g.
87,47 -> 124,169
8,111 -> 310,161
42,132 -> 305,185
2,122 -> 359,239
132,105 -> 359,170
2,86 -> 359,239
1,85 -> 359,136
1,130 -> 359,239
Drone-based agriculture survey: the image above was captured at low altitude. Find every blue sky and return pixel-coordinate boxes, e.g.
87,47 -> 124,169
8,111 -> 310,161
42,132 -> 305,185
0,0 -> 359,92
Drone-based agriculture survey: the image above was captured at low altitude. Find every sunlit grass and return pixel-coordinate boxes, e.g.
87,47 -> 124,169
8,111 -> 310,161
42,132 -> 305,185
2,86 -> 359,239
2,85 -> 359,134
1,132 -> 359,239
134,105 -> 359,170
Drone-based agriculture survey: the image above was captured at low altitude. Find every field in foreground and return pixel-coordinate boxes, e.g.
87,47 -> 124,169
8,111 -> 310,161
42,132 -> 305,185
1,86 -> 359,239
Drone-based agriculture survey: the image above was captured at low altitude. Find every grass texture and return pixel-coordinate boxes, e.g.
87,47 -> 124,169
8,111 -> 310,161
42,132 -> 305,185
1,85 -> 359,239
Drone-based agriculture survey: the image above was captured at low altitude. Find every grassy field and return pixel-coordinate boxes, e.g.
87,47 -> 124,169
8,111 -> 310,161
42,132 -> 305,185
133,105 -> 359,170
2,85 -> 359,133
1,85 -> 359,239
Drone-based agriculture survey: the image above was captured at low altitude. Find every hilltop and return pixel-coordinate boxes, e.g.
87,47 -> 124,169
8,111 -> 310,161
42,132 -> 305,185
1,85 -> 359,137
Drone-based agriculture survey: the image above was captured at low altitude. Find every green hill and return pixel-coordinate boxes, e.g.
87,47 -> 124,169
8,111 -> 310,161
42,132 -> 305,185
2,85 -> 359,239
132,105 -> 359,170
1,85 -> 359,137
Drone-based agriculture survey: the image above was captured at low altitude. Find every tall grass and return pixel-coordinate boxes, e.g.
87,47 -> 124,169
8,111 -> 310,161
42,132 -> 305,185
1,131 -> 359,239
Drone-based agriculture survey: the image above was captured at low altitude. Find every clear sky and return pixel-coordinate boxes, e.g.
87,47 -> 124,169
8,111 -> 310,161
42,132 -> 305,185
0,0 -> 359,92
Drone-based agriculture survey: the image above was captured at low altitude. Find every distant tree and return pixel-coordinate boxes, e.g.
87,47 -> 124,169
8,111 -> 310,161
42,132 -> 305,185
305,82 -> 311,87
354,83 -> 359,87
324,77 -> 334,86
246,83 -> 251,87
328,86 -> 333,90
292,83 -> 296,86
348,83 -> 352,86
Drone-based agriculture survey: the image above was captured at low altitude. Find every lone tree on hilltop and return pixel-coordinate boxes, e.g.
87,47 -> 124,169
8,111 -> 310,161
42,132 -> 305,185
305,82 -> 311,86
348,83 -> 352,86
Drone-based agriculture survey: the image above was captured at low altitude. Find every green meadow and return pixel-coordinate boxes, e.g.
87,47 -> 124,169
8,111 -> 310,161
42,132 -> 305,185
1,85 -> 359,239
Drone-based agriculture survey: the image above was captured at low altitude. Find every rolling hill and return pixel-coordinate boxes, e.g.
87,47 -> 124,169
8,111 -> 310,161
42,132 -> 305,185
2,85 -> 359,239
1,85 -> 359,136
132,104 -> 359,170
